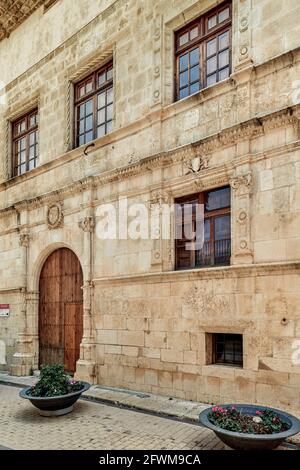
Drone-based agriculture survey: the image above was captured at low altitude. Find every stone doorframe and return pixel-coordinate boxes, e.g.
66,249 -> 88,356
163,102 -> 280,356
11,240 -> 96,383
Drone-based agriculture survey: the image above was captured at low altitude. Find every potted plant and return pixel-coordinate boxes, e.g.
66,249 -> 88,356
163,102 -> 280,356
19,364 -> 90,416
199,404 -> 300,450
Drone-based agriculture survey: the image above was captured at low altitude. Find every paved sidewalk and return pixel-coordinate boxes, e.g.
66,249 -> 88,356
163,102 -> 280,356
0,384 -> 223,450
0,372 -> 299,448
0,372 -> 209,423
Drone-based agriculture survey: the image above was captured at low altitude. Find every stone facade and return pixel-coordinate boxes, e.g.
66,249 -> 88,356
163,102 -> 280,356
1,0 -> 300,413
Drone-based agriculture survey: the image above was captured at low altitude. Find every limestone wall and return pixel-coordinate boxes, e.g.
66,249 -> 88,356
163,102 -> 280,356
0,0 -> 300,411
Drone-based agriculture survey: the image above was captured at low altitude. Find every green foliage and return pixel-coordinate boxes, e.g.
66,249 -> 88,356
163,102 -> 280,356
27,364 -> 84,397
209,406 -> 289,435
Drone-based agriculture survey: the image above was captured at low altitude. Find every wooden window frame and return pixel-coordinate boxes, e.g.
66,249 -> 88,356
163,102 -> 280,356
12,109 -> 39,177
212,333 -> 243,367
174,1 -> 232,101
175,186 -> 231,270
74,60 -> 113,148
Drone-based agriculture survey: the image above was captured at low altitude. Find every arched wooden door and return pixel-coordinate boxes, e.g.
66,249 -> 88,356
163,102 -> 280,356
39,248 -> 83,373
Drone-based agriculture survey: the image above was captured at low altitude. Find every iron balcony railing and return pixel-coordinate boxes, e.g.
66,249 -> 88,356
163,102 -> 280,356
195,238 -> 231,267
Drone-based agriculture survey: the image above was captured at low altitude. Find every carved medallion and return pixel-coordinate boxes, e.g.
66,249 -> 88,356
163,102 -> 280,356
184,155 -> 209,174
47,203 -> 63,229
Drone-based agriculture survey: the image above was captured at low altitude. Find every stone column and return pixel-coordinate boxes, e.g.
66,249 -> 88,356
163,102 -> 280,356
230,169 -> 254,264
75,213 -> 97,383
11,230 -> 38,375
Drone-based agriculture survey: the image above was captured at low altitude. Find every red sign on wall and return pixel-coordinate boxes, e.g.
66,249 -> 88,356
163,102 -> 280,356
0,304 -> 10,317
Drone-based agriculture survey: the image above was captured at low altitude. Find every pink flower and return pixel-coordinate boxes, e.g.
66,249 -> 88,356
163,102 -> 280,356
256,410 -> 263,415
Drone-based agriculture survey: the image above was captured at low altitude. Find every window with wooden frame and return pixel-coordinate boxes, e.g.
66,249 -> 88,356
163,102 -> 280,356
175,1 -> 231,100
74,60 -> 113,148
12,109 -> 39,177
175,186 -> 231,269
212,333 -> 243,367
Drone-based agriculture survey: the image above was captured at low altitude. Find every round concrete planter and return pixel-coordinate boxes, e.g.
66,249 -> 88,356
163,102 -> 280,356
199,404 -> 300,450
19,382 -> 90,417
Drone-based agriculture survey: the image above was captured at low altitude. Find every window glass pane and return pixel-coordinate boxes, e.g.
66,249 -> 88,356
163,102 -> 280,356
79,134 -> 85,146
29,115 -> 36,127
179,71 -> 188,88
98,92 -> 106,109
208,15 -> 217,29
29,132 -> 35,145
207,56 -> 217,74
204,218 -> 210,241
35,143 -> 39,156
190,65 -> 199,83
29,146 -> 35,158
214,215 -> 231,241
85,131 -> 94,143
207,73 -> 217,86
106,120 -> 113,133
219,7 -> 230,23
98,72 -> 106,85
179,53 -> 188,72
29,159 -> 36,171
79,85 -> 85,97
79,104 -> 85,118
190,82 -> 199,94
79,119 -> 85,134
189,48 -> 199,66
85,99 -> 93,115
219,49 -> 229,68
97,125 -> 106,138
20,138 -> 26,150
107,87 -> 113,104
219,67 -> 229,81
179,87 -> 189,99
106,67 -> 113,81
85,115 -> 93,132
97,109 -> 106,125
107,104 -> 113,121
219,31 -> 229,50
20,151 -> 26,164
85,81 -> 93,93
19,164 -> 26,175
179,32 -> 189,46
207,38 -> 217,57
205,187 -> 230,211
190,26 -> 198,40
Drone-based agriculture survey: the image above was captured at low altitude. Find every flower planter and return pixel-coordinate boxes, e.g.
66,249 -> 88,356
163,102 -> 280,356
199,404 -> 300,450
20,381 -> 90,416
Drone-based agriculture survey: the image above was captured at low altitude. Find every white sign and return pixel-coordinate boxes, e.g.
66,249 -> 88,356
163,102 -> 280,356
0,304 -> 9,317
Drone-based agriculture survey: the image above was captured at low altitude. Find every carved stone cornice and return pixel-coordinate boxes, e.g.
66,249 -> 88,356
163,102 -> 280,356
93,261 -> 300,285
0,105 -> 299,217
0,1 -> 45,42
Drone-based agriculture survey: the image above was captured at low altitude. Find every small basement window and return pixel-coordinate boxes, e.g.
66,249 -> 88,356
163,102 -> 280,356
209,333 -> 243,367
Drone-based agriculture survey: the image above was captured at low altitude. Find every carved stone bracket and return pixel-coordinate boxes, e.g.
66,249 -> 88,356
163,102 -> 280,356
19,231 -> 30,247
230,172 -> 252,192
78,216 -> 95,233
